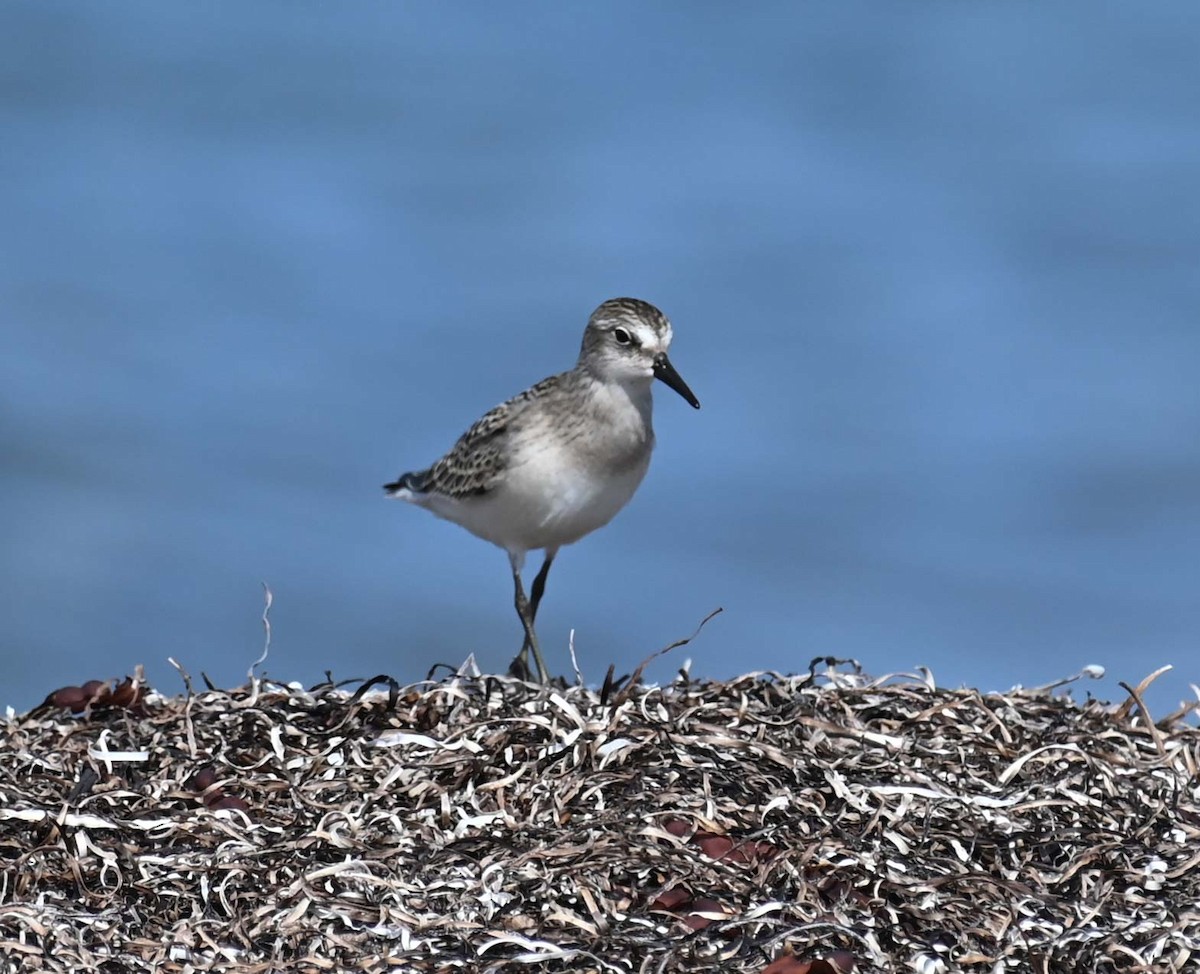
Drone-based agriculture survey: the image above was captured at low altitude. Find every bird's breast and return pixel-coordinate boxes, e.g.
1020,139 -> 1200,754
495,430 -> 652,549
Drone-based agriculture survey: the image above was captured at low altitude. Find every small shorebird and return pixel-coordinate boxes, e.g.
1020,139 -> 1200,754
384,297 -> 700,682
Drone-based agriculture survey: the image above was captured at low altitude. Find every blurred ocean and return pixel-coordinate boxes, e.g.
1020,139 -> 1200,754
2,2 -> 1197,714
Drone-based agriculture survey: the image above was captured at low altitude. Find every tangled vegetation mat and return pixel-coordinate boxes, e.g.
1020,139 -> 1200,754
1,660 -> 1197,972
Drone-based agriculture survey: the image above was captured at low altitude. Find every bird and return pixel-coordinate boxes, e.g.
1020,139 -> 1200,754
383,297 -> 699,682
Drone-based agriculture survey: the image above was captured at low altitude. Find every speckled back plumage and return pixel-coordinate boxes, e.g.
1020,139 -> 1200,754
393,375 -> 561,498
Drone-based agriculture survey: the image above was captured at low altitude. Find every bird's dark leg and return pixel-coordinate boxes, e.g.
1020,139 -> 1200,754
528,548 -> 558,625
508,553 -> 549,683
513,548 -> 557,680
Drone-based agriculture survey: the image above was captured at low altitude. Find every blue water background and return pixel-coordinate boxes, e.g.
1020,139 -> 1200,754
2,3 -> 1198,715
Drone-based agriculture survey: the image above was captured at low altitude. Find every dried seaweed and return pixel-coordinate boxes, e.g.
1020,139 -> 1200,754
1,661 -> 1198,973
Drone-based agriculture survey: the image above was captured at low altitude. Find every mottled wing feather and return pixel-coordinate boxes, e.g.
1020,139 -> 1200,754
420,375 -> 560,498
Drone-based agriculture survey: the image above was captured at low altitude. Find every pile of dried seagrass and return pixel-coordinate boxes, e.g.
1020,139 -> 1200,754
1,659 -> 1197,973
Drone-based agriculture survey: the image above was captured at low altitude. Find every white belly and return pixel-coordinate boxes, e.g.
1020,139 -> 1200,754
420,441 -> 651,554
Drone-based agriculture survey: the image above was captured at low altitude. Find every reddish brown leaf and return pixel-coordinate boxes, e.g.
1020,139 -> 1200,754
762,951 -> 856,974
201,788 -> 228,808
682,896 -> 730,930
108,677 -> 140,707
649,885 -> 692,911
208,795 -> 250,813
188,766 -> 218,791
811,953 -> 856,974
696,833 -> 735,860
761,958 -> 811,974
47,686 -> 89,713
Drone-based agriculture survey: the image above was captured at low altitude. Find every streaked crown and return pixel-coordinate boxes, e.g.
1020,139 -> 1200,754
578,297 -> 674,380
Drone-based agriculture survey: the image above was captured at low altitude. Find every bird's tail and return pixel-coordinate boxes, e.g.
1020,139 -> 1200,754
383,470 -> 429,497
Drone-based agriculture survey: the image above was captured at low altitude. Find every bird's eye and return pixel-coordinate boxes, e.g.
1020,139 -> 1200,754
614,327 -> 632,345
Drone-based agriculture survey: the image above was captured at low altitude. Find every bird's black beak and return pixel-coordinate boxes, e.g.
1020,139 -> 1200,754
653,353 -> 700,409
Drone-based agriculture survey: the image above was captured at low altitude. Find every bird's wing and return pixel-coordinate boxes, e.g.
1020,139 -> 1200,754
420,374 -> 560,498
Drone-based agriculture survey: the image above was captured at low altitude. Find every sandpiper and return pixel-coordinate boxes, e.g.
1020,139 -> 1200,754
384,297 -> 700,682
